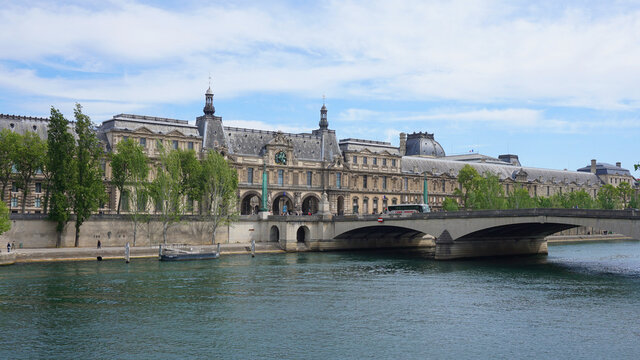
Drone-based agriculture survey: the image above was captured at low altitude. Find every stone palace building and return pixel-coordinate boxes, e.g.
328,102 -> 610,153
1,88 -> 636,215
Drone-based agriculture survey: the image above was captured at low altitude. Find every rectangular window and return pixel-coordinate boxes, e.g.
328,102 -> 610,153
383,176 -> 387,190
547,186 -> 550,196
353,156 -> 357,164
352,199 -> 359,214
11,164 -> 17,174
123,136 -> 129,142
100,161 -> 106,176
373,198 -> 378,213
188,141 -> 194,150
278,169 -> 284,186
156,139 -> 163,150
121,191 -> 130,212
373,158 -> 377,165
11,182 -> 18,192
404,177 -> 408,191
307,171 -> 313,186
248,168 -> 254,184
186,196 -> 194,213
34,197 -> 41,208
383,158 -> 387,166
11,196 -> 18,208
139,138 -> 146,147
172,140 -> 179,150
137,193 -> 147,212
363,175 -> 368,189
35,182 -> 42,193
442,181 -> 446,192
363,157 -> 368,165
336,172 -> 342,189
392,159 -> 397,167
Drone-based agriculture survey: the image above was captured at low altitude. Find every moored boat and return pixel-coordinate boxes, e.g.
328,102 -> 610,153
159,244 -> 220,261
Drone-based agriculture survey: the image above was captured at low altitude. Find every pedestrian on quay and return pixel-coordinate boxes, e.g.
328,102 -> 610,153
7,242 -> 11,253
97,240 -> 102,249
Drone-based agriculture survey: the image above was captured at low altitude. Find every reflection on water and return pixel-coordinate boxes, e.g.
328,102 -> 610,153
2,241 -> 640,359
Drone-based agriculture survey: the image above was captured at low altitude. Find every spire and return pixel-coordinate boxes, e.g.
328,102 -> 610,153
319,95 -> 328,130
203,76 -> 215,116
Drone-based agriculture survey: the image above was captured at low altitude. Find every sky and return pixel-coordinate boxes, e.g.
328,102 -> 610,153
1,0 -> 639,176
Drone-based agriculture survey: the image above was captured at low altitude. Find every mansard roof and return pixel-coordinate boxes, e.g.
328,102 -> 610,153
577,162 -> 632,176
339,138 -> 400,156
402,156 -> 600,185
223,126 -> 341,161
100,114 -> 200,138
0,114 -> 50,139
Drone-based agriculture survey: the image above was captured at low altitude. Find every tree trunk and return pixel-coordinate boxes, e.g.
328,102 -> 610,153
21,188 -> 28,213
117,190 -> 122,214
163,221 -> 167,245
43,186 -> 50,214
133,218 -> 137,247
1,183 -> 6,201
56,231 -> 62,248
74,223 -> 80,247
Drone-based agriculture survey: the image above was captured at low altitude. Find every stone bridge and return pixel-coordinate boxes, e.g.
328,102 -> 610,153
266,209 -> 640,259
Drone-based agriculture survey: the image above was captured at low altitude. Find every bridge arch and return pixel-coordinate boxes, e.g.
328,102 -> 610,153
334,225 -> 429,241
301,194 -> 320,215
297,226 -> 310,243
272,192 -> 293,215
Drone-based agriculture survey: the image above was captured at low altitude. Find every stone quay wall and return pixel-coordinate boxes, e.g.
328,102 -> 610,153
1,214 -> 265,249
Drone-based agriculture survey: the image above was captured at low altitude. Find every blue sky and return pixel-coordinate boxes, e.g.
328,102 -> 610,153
1,0 -> 639,176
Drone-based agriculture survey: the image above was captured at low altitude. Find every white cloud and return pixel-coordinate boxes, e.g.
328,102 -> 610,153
2,0 -> 640,111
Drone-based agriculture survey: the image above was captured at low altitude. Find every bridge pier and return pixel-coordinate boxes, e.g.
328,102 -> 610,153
434,237 -> 548,260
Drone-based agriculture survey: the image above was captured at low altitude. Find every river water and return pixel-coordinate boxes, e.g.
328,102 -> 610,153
2,241 -> 640,359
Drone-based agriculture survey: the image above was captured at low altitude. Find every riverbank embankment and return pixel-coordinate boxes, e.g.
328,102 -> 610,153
2,243 -> 284,264
546,234 -> 634,243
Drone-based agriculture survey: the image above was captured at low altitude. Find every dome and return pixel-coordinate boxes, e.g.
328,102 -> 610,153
404,132 -> 445,157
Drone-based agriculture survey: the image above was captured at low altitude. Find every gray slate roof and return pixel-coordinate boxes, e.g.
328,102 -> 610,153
577,163 -> 632,176
339,138 -> 400,156
0,114 -> 50,139
402,156 -> 600,185
224,126 -> 341,161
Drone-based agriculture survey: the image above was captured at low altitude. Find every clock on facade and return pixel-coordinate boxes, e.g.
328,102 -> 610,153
275,150 -> 287,165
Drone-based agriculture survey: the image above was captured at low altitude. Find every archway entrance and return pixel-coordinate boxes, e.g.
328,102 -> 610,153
337,196 -> 344,215
273,195 -> 293,215
270,226 -> 280,242
301,195 -> 319,215
240,193 -> 261,215
296,226 -> 310,243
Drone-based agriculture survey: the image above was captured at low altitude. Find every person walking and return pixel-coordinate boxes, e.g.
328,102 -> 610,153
97,240 -> 102,249
6,242 -> 10,253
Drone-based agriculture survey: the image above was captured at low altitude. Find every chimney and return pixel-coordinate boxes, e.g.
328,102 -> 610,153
590,159 -> 596,174
616,162 -> 621,168
399,132 -> 407,156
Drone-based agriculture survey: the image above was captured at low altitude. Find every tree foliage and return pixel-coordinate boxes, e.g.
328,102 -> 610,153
597,184 -> 620,210
506,186 -> 536,209
442,197 -> 459,212
199,150 -> 238,244
0,128 -> 20,201
47,107 -> 75,247
0,201 -> 10,235
15,131 -> 47,213
149,148 -> 183,245
70,104 -> 106,247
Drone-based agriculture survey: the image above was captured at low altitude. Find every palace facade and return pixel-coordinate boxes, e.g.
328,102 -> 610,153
1,88 -> 636,215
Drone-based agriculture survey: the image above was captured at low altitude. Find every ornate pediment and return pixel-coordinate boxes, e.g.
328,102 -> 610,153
268,131 -> 293,147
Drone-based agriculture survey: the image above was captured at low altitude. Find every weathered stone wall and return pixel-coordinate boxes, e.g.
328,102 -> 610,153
0,215 -> 265,249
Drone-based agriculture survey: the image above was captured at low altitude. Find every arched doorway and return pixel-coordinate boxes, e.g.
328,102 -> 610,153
270,226 -> 280,242
240,193 -> 261,215
301,195 -> 319,215
296,226 -> 310,243
337,196 -> 344,215
273,194 -> 293,215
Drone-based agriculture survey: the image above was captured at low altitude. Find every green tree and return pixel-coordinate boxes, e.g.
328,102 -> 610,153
506,186 -> 536,209
597,184 -> 620,210
111,139 -> 150,245
468,173 -> 506,210
177,149 -> 202,214
617,182 -> 633,208
566,190 -> 596,209
454,164 -> 480,209
0,201 -> 10,235
14,131 -> 47,213
149,148 -> 183,245
442,197 -> 459,212
199,150 -> 238,244
0,129 -> 20,201
70,104 -> 106,247
47,107 -> 75,247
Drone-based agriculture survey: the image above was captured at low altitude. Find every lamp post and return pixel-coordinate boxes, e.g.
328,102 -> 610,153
423,172 -> 430,212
